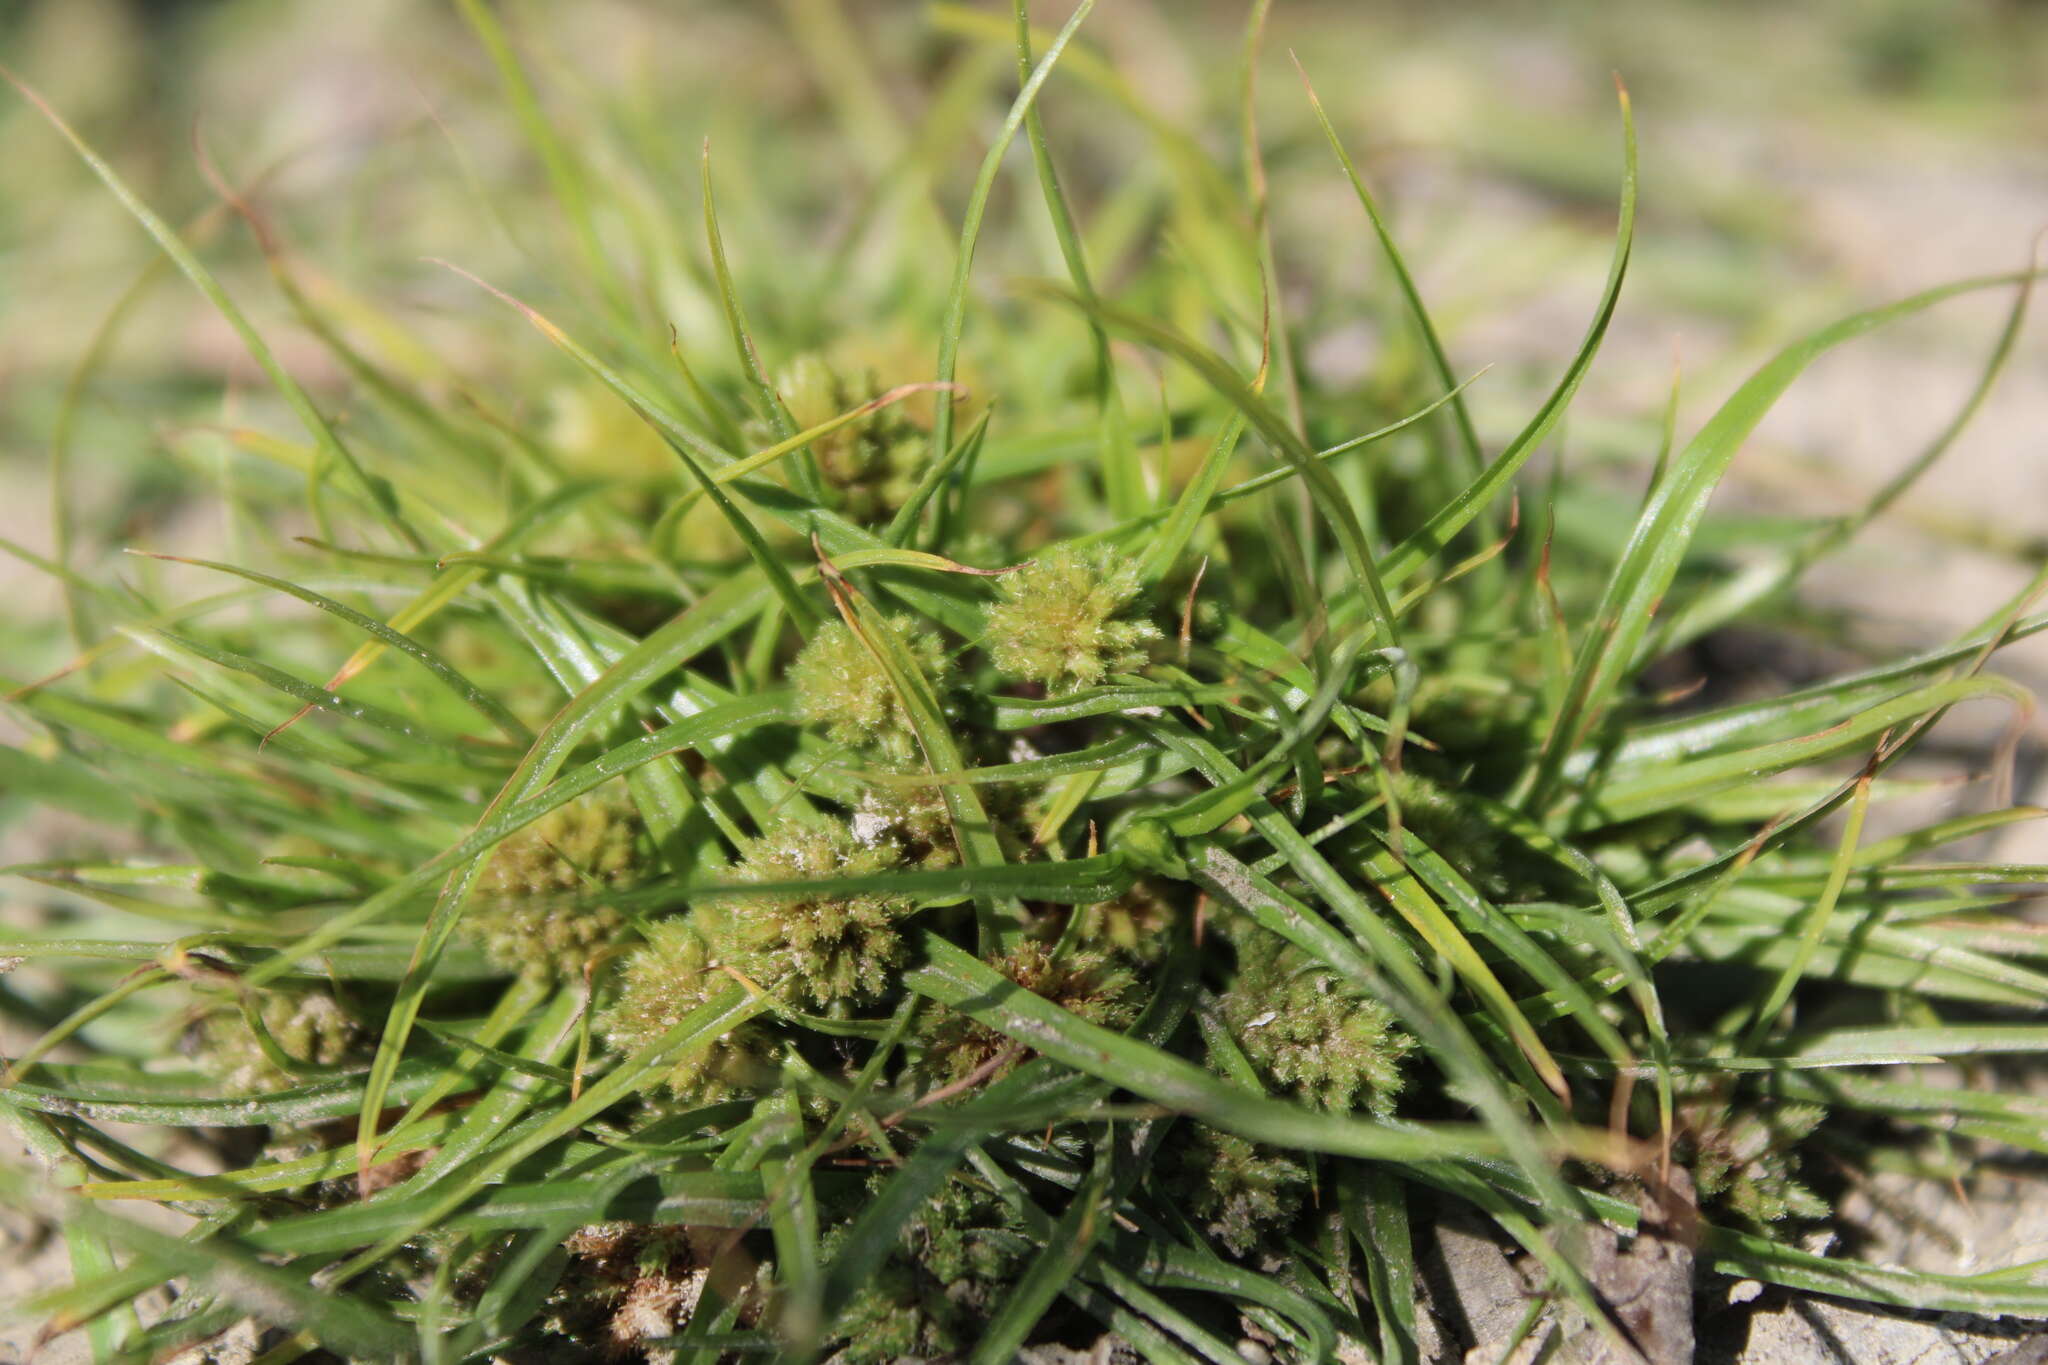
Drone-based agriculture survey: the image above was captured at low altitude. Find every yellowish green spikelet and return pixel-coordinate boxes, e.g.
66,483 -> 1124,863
1679,1089 -> 1830,1224
194,990 -> 358,1094
849,770 -> 957,862
1166,1127 -> 1310,1257
984,546 -> 1159,692
1070,881 -> 1178,961
773,353 -> 926,524
698,818 -> 913,1007
471,796 -> 643,978
1220,921 -> 1412,1115
791,617 -> 949,763
600,920 -> 774,1101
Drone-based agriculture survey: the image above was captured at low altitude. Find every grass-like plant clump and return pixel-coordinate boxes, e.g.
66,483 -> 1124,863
3,3 -> 2046,1361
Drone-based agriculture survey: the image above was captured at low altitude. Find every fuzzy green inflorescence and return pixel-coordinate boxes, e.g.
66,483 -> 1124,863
1219,919 -> 1413,1114
1069,881 -> 1179,961
470,795 -> 643,978
698,818 -> 915,1007
825,1174 -> 1033,1363
1680,1093 -> 1831,1225
984,545 -> 1160,692
774,353 -> 927,524
1167,1127 -> 1312,1257
600,920 -> 775,1101
193,990 -> 359,1095
790,616 -> 949,763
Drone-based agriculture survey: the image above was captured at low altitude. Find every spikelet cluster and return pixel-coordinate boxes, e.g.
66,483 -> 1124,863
698,818 -> 914,1007
471,796 -> 642,978
774,353 -> 926,524
1679,1091 -> 1830,1224
600,920 -> 775,1101
1220,921 -> 1412,1115
790,617 -> 949,763
917,939 -> 1141,1083
984,546 -> 1159,692
1069,880 -> 1178,961
194,990 -> 358,1094
1167,1127 -> 1310,1257
825,1175 -> 1031,1363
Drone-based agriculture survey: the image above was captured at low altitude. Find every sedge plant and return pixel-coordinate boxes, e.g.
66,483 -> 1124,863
3,4 -> 2048,1362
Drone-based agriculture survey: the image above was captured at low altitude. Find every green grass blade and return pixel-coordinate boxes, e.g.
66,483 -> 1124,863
133,552 -> 533,744
929,0 -> 1099,480
700,142 -> 825,502
1526,267 -> 2045,811
1374,86 -> 1636,593
1652,254 -> 2038,654
1294,56 -> 1486,488
1013,0 -> 1137,517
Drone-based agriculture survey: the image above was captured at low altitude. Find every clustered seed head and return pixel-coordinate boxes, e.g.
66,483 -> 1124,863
918,939 -> 1141,1084
850,775 -> 955,861
471,796 -> 643,978
601,920 -> 774,1101
1680,1095 -> 1829,1224
195,989 -> 358,1094
790,617 -> 949,763
1168,1126 -> 1310,1257
826,1175 -> 1030,1363
698,818 -> 913,1008
984,545 -> 1159,692
774,353 -> 926,524
1221,922 -> 1412,1115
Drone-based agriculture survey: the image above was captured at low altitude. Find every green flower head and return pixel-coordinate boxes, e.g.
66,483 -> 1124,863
1221,922 -> 1412,1115
790,616 -> 949,762
600,920 -> 775,1101
470,796 -> 642,978
774,353 -> 926,524
698,818 -> 913,1007
984,545 -> 1159,692
193,989 -> 359,1095
918,939 -> 1141,1084
1168,1127 -> 1310,1257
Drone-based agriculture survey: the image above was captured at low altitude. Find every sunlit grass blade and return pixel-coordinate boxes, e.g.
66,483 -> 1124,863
1526,267 -> 2046,812
929,0 -> 1099,479
1373,85 -> 1635,593
1294,55 -> 1486,488
701,141 -> 826,503
1013,0 -> 1137,517
1652,249 -> 2038,654
131,552 -> 533,744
